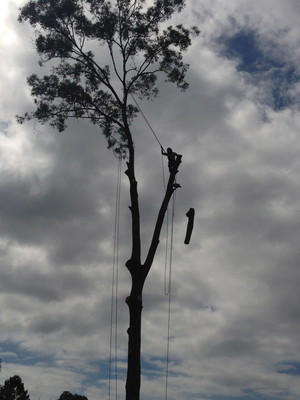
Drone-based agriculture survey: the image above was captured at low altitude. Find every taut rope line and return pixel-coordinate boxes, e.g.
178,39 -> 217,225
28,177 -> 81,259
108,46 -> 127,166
109,157 -> 122,400
164,190 -> 176,400
130,94 -> 165,151
129,93 -> 177,400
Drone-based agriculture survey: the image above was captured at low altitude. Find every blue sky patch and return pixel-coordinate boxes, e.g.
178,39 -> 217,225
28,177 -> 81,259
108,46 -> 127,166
205,389 -> 289,400
218,29 -> 300,111
222,30 -> 267,73
276,361 -> 300,376
0,120 -> 11,136
141,356 -> 182,380
0,341 -> 52,367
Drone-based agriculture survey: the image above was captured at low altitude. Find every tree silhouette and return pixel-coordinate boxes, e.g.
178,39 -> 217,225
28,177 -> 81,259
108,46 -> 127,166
0,375 -> 30,400
58,391 -> 88,400
18,1 -> 198,399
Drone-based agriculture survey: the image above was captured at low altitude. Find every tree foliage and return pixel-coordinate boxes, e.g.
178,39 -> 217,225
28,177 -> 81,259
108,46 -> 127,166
58,391 -> 88,400
18,0 -> 199,155
0,375 -> 30,400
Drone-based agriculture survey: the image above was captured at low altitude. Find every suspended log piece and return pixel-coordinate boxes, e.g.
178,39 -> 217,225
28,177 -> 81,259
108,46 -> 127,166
184,207 -> 195,244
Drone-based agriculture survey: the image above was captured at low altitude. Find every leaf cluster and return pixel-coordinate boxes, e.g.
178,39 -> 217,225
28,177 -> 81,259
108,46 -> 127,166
0,375 -> 30,400
18,0 -> 199,155
58,391 -> 88,400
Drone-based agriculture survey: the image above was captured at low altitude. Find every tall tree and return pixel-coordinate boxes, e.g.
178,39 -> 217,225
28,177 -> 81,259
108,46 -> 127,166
18,1 -> 198,399
0,375 -> 30,400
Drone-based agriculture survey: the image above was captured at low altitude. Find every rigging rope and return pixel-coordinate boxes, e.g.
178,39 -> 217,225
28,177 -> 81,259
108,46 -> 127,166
164,206 -> 170,296
164,190 -> 176,400
130,93 -> 168,191
109,157 -> 122,400
130,94 -> 165,151
161,150 -> 167,191
128,94 -> 176,400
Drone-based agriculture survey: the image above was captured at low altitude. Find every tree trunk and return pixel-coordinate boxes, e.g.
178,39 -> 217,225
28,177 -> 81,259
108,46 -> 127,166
124,122 -> 182,400
125,293 -> 143,400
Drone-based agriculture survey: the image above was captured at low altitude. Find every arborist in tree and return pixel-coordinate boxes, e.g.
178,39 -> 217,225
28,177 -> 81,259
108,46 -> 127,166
161,147 -> 182,173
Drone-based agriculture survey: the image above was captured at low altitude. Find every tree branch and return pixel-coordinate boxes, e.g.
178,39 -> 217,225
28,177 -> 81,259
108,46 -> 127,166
124,123 -> 141,270
143,154 -> 182,279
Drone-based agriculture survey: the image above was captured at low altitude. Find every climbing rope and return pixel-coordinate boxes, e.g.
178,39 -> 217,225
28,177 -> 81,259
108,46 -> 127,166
109,157 -> 122,400
164,190 -> 176,400
130,94 -> 165,151
130,93 -> 168,192
130,93 -> 176,400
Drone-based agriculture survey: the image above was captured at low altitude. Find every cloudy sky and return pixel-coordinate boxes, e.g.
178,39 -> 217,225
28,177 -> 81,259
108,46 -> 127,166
1,0 -> 300,399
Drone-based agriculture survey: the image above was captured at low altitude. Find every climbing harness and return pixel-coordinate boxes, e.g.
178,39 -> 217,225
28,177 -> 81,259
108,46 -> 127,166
108,157 -> 122,400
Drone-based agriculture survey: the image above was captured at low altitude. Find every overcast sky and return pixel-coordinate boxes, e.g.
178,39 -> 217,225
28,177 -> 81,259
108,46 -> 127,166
1,0 -> 300,399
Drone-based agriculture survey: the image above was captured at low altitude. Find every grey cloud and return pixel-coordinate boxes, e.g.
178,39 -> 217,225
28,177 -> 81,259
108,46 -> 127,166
206,337 -> 259,358
29,314 -> 64,334
0,266 -> 95,302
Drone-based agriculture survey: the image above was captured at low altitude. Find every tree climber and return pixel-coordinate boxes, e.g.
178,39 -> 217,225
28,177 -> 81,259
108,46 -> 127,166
161,147 -> 182,173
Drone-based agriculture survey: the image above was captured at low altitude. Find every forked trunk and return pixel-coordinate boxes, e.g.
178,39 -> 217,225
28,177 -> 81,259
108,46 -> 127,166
124,124 -> 182,399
